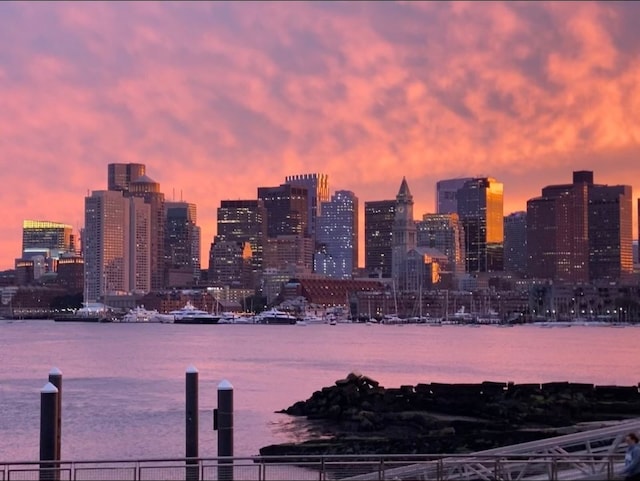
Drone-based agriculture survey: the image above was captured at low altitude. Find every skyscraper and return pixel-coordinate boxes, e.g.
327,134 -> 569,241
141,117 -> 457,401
22,220 -> 75,262
284,173 -> 329,241
527,171 -> 632,283
107,163 -> 166,290
126,174 -> 165,290
392,178 -> 417,288
314,190 -> 359,279
108,163 -> 145,192
436,177 -> 473,214
588,184 -> 633,281
208,240 -> 253,288
215,199 -> 267,280
84,191 -> 151,301
258,184 -> 309,238
165,201 -> 201,285
457,177 -> 504,272
503,211 -> 527,275
364,200 -> 395,278
416,213 -> 465,277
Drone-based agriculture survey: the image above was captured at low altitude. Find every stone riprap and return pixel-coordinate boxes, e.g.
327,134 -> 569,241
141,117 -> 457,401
260,372 -> 640,456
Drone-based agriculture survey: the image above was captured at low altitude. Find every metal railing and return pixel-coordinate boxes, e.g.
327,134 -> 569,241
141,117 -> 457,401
0,453 -> 628,481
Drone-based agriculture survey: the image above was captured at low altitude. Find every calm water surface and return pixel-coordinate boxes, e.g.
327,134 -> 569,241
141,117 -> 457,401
1,320 -> 638,461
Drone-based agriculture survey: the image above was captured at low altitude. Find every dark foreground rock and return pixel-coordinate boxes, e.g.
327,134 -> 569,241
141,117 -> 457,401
260,372 -> 640,457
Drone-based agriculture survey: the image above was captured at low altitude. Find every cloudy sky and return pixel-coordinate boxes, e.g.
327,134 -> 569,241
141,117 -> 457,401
1,2 -> 639,270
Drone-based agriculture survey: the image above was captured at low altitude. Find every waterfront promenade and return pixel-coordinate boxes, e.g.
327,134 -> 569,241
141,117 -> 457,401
3,416 -> 638,480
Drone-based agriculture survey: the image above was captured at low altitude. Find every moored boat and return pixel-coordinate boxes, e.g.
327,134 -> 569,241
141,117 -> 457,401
254,308 -> 297,325
171,302 -> 220,324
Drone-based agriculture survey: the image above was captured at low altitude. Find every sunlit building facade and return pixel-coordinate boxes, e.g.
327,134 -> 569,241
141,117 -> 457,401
285,173 -> 330,243
84,191 -> 151,301
457,177 -> 504,272
416,213 -> 465,277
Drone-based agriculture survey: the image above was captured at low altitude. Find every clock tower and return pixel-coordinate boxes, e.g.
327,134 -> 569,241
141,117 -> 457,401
392,177 -> 416,288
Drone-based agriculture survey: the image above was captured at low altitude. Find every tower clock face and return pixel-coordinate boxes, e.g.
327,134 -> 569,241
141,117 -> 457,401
397,205 -> 404,213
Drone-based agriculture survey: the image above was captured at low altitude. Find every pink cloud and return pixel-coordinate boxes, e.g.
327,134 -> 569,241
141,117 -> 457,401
0,2 -> 639,270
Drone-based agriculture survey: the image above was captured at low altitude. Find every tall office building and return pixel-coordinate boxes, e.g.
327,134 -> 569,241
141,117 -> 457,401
108,164 -> 166,290
527,175 -> 589,283
527,171 -> 632,283
84,191 -> 151,302
457,177 -> 504,272
364,200 -> 395,278
165,202 -> 201,285
503,211 -> 527,275
436,178 -> 473,214
392,178 -> 417,288
21,220 -> 75,267
215,199 -> 267,278
127,174 -> 165,290
108,163 -> 145,192
588,184 -> 633,281
284,173 -> 329,241
263,235 -> 314,274
258,184 -> 309,238
314,190 -> 359,279
416,213 -> 465,277
208,240 -> 253,288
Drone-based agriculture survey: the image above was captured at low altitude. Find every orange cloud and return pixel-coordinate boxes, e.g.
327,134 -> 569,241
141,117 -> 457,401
0,2 -> 639,270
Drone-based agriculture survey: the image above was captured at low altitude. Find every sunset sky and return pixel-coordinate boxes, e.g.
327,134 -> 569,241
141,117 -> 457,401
1,2 -> 639,270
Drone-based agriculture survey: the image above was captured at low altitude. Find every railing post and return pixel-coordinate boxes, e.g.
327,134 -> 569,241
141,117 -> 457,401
185,365 -> 199,481
48,367 -> 62,478
40,382 -> 59,481
215,380 -> 234,481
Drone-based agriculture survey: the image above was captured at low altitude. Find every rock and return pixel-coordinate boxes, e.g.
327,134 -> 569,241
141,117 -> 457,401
263,373 -> 640,458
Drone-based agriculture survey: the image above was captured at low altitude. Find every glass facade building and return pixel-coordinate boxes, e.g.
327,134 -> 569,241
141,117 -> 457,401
314,190 -> 359,279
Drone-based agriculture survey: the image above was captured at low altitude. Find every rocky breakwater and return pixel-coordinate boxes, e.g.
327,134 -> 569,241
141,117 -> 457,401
260,372 -> 640,456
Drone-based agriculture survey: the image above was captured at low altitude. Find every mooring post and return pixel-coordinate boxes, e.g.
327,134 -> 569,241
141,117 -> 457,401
39,382 -> 59,481
215,380 -> 234,481
48,367 -> 62,475
186,365 -> 199,481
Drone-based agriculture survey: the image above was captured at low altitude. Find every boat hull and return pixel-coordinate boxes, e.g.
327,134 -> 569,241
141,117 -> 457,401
174,316 -> 220,325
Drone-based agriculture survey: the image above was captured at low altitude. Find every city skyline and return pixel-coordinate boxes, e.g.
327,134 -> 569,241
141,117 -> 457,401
2,2 -> 640,270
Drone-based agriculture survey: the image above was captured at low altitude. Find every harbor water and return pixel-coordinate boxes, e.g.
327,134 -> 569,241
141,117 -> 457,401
0,320 -> 638,461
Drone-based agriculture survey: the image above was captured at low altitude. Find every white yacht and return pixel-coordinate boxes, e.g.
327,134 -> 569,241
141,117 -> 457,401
171,302 -> 220,324
120,305 -> 159,323
254,308 -> 297,325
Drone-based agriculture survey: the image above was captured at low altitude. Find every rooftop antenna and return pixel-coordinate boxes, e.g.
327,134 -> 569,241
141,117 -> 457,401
181,189 -> 183,201
173,187 -> 175,201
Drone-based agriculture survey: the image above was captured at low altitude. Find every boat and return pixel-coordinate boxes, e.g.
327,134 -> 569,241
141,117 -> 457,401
53,303 -> 119,323
150,312 -> 175,324
218,312 -> 255,324
120,305 -> 159,323
254,308 -> 297,325
300,314 -> 325,325
171,302 -> 220,324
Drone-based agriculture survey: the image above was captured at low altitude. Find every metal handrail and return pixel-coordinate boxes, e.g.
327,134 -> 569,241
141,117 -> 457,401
0,453 -> 629,481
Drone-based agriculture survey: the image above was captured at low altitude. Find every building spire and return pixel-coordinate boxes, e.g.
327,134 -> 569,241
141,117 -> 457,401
396,177 -> 413,202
